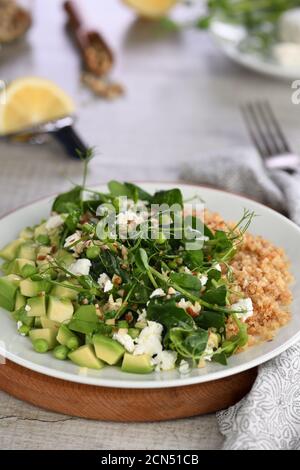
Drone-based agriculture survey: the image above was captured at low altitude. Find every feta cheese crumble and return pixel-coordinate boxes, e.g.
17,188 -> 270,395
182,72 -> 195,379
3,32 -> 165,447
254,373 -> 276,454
137,308 -> 147,322
152,350 -> 177,372
69,258 -> 91,276
150,288 -> 165,299
24,304 -> 31,312
45,214 -> 64,231
179,359 -> 190,375
113,330 -> 135,353
98,273 -> 113,292
231,298 -> 253,321
134,321 -> 163,356
198,273 -> 208,286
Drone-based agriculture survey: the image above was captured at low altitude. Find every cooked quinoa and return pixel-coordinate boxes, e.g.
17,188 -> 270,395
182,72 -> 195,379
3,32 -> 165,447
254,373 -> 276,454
205,210 -> 293,346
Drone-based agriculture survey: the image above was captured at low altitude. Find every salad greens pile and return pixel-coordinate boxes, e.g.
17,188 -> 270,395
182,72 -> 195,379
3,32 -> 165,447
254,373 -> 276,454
0,155 -> 255,374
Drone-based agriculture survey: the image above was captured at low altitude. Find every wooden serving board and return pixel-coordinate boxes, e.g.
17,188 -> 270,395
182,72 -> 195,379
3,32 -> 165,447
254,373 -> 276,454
0,360 -> 257,422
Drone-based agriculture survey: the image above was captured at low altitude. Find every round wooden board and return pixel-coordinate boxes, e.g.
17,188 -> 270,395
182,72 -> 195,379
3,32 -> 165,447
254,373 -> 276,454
0,360 -> 257,422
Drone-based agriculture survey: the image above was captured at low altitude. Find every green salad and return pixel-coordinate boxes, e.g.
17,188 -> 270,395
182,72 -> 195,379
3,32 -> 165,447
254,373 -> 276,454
0,164 -> 255,374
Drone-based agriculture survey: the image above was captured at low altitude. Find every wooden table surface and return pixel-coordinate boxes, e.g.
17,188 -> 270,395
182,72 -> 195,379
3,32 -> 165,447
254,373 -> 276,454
0,0 -> 299,450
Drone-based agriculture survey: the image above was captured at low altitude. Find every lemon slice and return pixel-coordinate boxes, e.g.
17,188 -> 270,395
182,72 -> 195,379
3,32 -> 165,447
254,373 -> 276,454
123,0 -> 177,19
0,77 -> 75,135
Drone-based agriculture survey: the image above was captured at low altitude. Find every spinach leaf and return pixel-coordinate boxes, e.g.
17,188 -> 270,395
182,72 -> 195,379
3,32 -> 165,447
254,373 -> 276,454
212,352 -> 227,366
202,284 -> 227,306
91,250 -> 128,282
169,326 -> 208,361
152,188 -> 183,208
52,186 -> 81,213
147,300 -> 194,330
64,208 -> 81,232
183,249 -> 203,270
108,181 -> 151,201
135,248 -> 150,272
170,272 -> 201,292
195,310 -> 226,330
124,183 -> 151,201
204,224 -> 214,240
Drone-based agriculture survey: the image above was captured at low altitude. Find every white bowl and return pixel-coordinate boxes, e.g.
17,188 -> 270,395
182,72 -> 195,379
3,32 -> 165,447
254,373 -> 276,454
0,183 -> 299,389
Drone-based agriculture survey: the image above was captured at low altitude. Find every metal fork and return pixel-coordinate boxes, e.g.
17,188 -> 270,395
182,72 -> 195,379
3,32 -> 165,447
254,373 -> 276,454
241,101 -> 300,174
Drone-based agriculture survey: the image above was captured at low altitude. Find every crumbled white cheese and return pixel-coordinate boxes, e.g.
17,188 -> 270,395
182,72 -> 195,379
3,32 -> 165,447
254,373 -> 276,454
202,332 -> 219,362
98,273 -> 113,292
213,263 -> 222,272
179,359 -> 190,375
137,308 -> 147,322
198,273 -> 208,286
113,330 -> 135,353
106,294 -> 122,312
45,214 -> 64,231
64,231 -> 82,250
134,321 -> 163,357
231,298 -> 253,321
183,266 -> 192,274
152,350 -> 177,372
69,258 -> 91,276
273,42 -> 300,67
24,304 -> 31,312
279,8 -> 300,44
150,288 -> 165,299
167,287 -> 176,295
17,321 -> 23,330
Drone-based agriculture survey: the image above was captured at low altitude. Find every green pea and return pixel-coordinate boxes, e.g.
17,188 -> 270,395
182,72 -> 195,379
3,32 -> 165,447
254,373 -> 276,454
18,324 -> 30,336
53,345 -> 69,360
86,245 -> 100,259
36,234 -> 50,245
33,339 -> 49,353
67,336 -> 80,351
128,328 -> 139,339
117,320 -> 128,329
168,261 -> 177,270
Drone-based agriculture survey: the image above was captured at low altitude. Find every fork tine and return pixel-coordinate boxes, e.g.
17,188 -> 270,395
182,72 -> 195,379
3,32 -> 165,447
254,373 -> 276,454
241,103 -> 272,158
255,101 -> 283,155
263,101 -> 291,154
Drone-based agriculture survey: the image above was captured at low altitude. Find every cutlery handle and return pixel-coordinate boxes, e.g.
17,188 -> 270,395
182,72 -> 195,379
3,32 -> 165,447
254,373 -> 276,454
53,125 -> 88,159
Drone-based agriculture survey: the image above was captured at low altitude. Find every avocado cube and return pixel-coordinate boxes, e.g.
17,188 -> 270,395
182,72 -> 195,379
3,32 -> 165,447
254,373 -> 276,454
93,334 -> 125,365
20,279 -> 51,297
19,227 -> 34,240
57,324 -> 79,348
121,353 -> 153,374
68,344 -> 104,370
54,249 -> 74,268
29,328 -> 58,350
0,239 -> 24,261
34,223 -> 48,240
0,276 -> 19,311
18,242 -> 37,261
15,291 -> 26,310
27,296 -> 46,317
9,258 -> 35,276
50,284 -> 78,300
47,296 -> 74,323
40,317 -> 60,330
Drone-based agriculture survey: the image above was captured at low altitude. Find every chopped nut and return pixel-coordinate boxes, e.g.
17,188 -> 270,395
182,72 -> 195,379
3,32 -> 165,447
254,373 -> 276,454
81,72 -> 124,100
112,274 -> 122,286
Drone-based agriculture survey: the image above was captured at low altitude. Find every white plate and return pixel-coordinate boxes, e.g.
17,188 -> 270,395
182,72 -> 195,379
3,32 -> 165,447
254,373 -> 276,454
0,183 -> 300,389
210,19 -> 300,80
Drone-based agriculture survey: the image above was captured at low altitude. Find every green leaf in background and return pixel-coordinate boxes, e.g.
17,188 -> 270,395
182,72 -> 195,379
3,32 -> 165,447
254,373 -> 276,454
108,181 -> 151,202
52,186 -> 81,213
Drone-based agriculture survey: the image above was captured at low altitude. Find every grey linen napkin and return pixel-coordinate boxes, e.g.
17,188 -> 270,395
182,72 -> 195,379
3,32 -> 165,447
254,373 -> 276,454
181,148 -> 300,450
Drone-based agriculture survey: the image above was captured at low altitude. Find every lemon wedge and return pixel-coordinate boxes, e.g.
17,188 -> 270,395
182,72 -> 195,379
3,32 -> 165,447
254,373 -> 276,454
123,0 -> 177,19
0,77 -> 75,135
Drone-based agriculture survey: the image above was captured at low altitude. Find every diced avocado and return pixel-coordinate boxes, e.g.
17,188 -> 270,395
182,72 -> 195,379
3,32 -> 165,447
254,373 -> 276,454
128,328 -> 140,339
27,296 -> 46,317
0,239 -> 24,261
93,334 -> 125,365
135,321 -> 147,330
29,328 -> 58,349
68,344 -> 104,370
40,317 -> 59,330
0,276 -> 18,311
34,223 -> 48,240
50,283 -> 78,300
68,305 -> 99,335
18,242 -> 37,261
20,279 -> 51,297
121,353 -> 153,374
9,258 -> 35,276
35,317 -> 42,328
57,324 -> 79,349
47,296 -> 74,323
15,291 -> 26,310
19,227 -> 34,240
54,249 -> 74,268
36,246 -> 52,259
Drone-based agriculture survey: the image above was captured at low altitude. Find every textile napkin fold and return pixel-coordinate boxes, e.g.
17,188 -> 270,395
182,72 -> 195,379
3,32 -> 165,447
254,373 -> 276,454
180,148 -> 300,450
